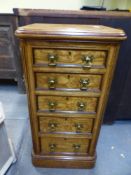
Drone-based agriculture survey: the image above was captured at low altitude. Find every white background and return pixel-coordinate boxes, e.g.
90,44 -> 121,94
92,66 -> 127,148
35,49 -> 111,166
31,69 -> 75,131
0,0 -> 130,13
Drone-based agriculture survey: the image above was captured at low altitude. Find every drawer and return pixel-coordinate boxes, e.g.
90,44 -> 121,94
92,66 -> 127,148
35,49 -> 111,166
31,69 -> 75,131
37,96 -> 98,113
40,134 -> 90,155
35,73 -> 102,91
39,116 -> 94,133
33,48 -> 107,69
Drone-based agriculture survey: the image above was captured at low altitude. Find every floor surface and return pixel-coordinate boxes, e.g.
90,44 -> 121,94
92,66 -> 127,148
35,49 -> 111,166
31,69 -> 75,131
0,84 -> 131,175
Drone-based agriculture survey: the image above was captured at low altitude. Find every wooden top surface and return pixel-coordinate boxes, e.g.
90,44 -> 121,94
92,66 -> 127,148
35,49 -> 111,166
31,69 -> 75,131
15,23 -> 126,40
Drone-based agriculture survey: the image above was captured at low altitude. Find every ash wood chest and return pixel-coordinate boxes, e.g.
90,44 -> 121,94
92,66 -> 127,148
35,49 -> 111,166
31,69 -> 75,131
15,24 -> 126,168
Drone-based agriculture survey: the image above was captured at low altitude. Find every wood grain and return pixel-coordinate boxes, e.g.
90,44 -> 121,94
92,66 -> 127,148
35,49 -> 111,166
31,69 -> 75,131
32,152 -> 96,168
39,116 -> 94,133
37,95 -> 98,113
34,48 -> 107,68
14,8 -> 131,123
16,23 -> 126,168
35,73 -> 102,91
15,23 -> 126,40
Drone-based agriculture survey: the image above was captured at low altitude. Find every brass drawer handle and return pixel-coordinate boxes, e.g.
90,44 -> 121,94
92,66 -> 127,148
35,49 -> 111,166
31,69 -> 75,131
73,144 -> 81,152
81,55 -> 94,69
74,123 -> 83,132
48,78 -> 56,89
80,79 -> 90,90
48,101 -> 57,112
49,144 -> 56,152
48,122 -> 58,131
48,54 -> 57,66
77,102 -> 86,111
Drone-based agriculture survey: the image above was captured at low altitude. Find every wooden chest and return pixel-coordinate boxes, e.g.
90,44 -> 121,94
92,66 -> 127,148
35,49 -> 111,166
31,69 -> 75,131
0,14 -> 24,92
15,24 -> 126,168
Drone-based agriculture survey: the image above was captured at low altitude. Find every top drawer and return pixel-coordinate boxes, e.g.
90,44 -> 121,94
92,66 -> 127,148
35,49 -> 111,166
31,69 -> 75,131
33,48 -> 107,69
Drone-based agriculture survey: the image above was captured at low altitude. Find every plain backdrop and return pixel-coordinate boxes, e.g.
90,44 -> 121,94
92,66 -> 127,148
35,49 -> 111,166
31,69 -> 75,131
0,0 -> 131,13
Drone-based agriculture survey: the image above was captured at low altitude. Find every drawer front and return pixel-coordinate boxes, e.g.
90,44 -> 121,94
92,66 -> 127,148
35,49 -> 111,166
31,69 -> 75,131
40,135 -> 90,154
39,116 -> 94,133
37,96 -> 98,113
33,48 -> 107,68
35,73 -> 102,91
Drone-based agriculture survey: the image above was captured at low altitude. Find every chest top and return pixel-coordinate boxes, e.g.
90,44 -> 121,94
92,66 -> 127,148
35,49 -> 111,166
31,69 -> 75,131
15,23 -> 126,40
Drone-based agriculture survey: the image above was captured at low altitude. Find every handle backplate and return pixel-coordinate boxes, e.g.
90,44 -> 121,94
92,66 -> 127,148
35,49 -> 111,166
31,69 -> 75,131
77,102 -> 86,111
80,79 -> 90,90
81,55 -> 94,69
48,78 -> 56,89
73,144 -> 81,152
48,122 -> 58,131
48,101 -> 57,112
74,123 -> 83,132
49,144 -> 56,152
48,54 -> 57,66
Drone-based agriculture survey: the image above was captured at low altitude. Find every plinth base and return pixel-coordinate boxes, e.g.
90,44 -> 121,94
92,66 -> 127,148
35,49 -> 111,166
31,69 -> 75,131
32,151 -> 96,169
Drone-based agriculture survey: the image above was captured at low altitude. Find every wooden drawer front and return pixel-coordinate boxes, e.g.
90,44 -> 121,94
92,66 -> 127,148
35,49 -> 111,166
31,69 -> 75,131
37,96 -> 98,113
40,135 -> 90,154
33,48 -> 107,68
35,73 -> 102,91
39,116 -> 94,133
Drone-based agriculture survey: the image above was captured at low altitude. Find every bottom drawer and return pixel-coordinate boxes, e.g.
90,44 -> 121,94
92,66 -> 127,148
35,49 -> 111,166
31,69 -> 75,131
40,134 -> 90,155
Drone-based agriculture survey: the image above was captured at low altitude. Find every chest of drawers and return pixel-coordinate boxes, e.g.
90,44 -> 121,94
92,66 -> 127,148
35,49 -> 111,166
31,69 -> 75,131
16,24 -> 126,168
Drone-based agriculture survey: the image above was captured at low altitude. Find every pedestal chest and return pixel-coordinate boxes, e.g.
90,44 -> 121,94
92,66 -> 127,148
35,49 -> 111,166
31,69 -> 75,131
15,24 -> 126,168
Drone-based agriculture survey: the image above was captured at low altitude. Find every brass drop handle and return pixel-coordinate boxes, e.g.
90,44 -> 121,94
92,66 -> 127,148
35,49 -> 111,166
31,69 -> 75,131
73,144 -> 81,152
80,79 -> 90,90
81,55 -> 94,69
48,78 -> 56,89
48,101 -> 57,112
48,122 -> 58,131
74,123 -> 83,132
49,144 -> 56,152
48,54 -> 57,66
77,102 -> 86,111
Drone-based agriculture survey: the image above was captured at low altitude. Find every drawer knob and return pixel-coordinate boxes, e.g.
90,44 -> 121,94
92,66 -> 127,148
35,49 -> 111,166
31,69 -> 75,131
80,79 -> 90,90
74,123 -> 83,132
48,54 -> 57,66
77,102 -> 86,111
48,101 -> 57,112
81,55 -> 94,69
48,78 -> 56,89
48,122 -> 58,131
73,144 -> 81,152
49,144 -> 56,152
